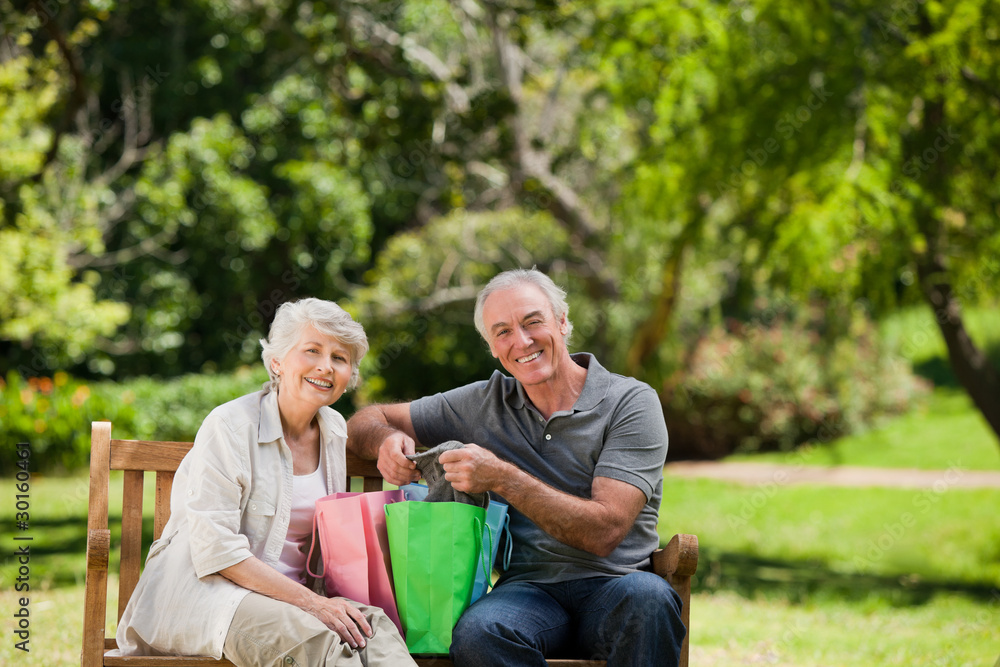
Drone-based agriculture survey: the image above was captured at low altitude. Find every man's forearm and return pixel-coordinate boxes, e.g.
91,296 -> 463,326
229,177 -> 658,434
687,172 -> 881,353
346,406 -> 396,459
493,464 -> 631,557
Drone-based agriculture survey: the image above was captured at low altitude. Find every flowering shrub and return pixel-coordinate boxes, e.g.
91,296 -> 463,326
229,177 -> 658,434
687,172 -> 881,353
1,371 -> 136,473
662,316 -> 931,460
0,367 -> 269,474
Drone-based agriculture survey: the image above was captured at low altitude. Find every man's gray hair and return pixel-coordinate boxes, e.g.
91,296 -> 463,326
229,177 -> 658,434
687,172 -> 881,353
473,268 -> 574,346
260,298 -> 369,392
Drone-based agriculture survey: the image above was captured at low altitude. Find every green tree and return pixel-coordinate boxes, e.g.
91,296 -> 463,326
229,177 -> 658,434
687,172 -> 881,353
587,0 -> 1000,445
4,0 -> 994,452
0,0 -> 437,377
0,6 -> 129,373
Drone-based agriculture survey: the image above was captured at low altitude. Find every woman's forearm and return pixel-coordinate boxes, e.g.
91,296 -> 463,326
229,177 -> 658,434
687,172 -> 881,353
219,556 -> 315,608
219,556 -> 373,649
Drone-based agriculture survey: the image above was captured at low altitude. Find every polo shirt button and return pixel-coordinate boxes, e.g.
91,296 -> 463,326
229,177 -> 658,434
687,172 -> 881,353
545,434 -> 552,441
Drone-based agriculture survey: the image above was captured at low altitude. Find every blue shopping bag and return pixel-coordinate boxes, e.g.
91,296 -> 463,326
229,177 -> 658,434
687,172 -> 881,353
399,482 -> 429,501
470,497 -> 512,604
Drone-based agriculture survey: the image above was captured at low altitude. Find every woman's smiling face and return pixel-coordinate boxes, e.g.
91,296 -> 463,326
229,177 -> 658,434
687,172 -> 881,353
272,324 -> 352,409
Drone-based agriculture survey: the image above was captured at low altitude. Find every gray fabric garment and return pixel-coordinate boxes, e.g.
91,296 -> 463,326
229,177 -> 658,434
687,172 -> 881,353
406,441 -> 487,506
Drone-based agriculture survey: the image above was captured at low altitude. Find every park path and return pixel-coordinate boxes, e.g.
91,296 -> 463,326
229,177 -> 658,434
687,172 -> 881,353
664,460 -> 1000,489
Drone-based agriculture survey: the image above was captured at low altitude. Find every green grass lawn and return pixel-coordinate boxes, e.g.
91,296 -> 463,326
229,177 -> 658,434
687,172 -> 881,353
4,468 -> 999,665
4,373 -> 1000,665
659,475 -> 1000,666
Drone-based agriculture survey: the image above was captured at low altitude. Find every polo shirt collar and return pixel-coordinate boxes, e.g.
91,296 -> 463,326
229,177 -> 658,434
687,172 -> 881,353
509,352 -> 610,413
568,352 -> 610,412
256,388 -> 348,444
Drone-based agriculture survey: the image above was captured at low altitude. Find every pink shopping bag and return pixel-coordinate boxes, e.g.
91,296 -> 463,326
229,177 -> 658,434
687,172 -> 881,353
307,490 -> 404,636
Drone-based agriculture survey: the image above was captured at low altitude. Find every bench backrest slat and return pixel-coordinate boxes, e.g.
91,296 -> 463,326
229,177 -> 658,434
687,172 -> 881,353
105,438 -> 386,623
119,470 -> 145,620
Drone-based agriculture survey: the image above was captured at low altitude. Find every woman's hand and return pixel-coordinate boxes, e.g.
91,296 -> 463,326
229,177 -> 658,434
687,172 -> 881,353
303,594 -> 373,650
220,558 -> 374,649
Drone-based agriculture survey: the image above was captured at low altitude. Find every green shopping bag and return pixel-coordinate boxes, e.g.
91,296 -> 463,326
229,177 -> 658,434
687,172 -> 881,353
384,500 -> 487,654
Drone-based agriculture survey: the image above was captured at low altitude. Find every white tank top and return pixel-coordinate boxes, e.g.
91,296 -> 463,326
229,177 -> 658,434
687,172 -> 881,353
274,461 -> 327,583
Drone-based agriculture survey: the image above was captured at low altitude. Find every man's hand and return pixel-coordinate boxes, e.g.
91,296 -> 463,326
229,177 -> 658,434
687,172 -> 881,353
439,443 -> 507,494
347,403 -> 422,486
440,445 -> 648,557
377,431 -> 420,486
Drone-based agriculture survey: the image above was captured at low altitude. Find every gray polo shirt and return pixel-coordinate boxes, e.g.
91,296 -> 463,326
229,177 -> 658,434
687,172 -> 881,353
410,353 -> 668,585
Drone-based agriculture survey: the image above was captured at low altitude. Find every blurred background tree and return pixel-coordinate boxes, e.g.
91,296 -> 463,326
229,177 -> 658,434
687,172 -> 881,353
2,0 -> 997,465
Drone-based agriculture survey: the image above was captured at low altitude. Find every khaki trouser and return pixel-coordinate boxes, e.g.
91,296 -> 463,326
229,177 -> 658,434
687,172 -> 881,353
223,593 -> 416,667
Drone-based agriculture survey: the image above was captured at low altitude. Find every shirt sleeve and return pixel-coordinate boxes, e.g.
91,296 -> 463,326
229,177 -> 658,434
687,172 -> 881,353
592,383 -> 668,501
410,379 -> 492,448
183,410 -> 255,578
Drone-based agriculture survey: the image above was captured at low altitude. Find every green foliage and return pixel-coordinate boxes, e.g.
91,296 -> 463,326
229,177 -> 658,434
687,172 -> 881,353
352,207 -> 577,402
105,365 -> 272,442
664,306 -> 930,459
0,371 -> 134,474
2,0 -> 999,451
0,366 -> 270,474
0,30 -> 130,365
727,387 -> 1000,471
879,304 -> 1000,379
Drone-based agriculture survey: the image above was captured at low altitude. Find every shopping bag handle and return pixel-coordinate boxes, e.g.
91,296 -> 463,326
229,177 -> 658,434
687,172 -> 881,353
500,512 -> 512,571
474,517 -> 494,587
306,508 -> 322,579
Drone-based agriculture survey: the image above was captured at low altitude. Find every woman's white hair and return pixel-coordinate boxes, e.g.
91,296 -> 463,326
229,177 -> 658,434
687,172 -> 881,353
473,268 -> 573,346
259,298 -> 369,393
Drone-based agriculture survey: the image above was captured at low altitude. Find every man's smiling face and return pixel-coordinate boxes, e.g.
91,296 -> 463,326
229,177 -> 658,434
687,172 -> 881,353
482,283 -> 570,388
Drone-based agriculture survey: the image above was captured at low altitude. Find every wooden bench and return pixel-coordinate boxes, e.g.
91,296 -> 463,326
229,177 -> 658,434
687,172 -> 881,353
83,421 -> 698,666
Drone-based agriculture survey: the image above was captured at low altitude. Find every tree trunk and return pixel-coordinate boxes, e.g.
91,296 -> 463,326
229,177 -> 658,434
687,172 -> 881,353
916,253 -> 1000,444
625,243 -> 686,379
909,71 -> 1000,445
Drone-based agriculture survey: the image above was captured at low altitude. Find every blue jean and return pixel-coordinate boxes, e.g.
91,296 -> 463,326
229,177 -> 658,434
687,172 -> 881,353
450,571 -> 685,667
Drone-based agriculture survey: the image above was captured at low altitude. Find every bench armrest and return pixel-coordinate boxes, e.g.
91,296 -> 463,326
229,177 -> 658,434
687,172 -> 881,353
651,533 -> 699,578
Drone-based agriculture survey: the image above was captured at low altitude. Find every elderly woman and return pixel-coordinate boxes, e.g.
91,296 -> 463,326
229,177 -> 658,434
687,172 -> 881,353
115,298 -> 415,667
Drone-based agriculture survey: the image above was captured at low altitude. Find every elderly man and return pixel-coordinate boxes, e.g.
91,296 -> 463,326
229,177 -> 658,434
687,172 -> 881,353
347,268 -> 685,666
